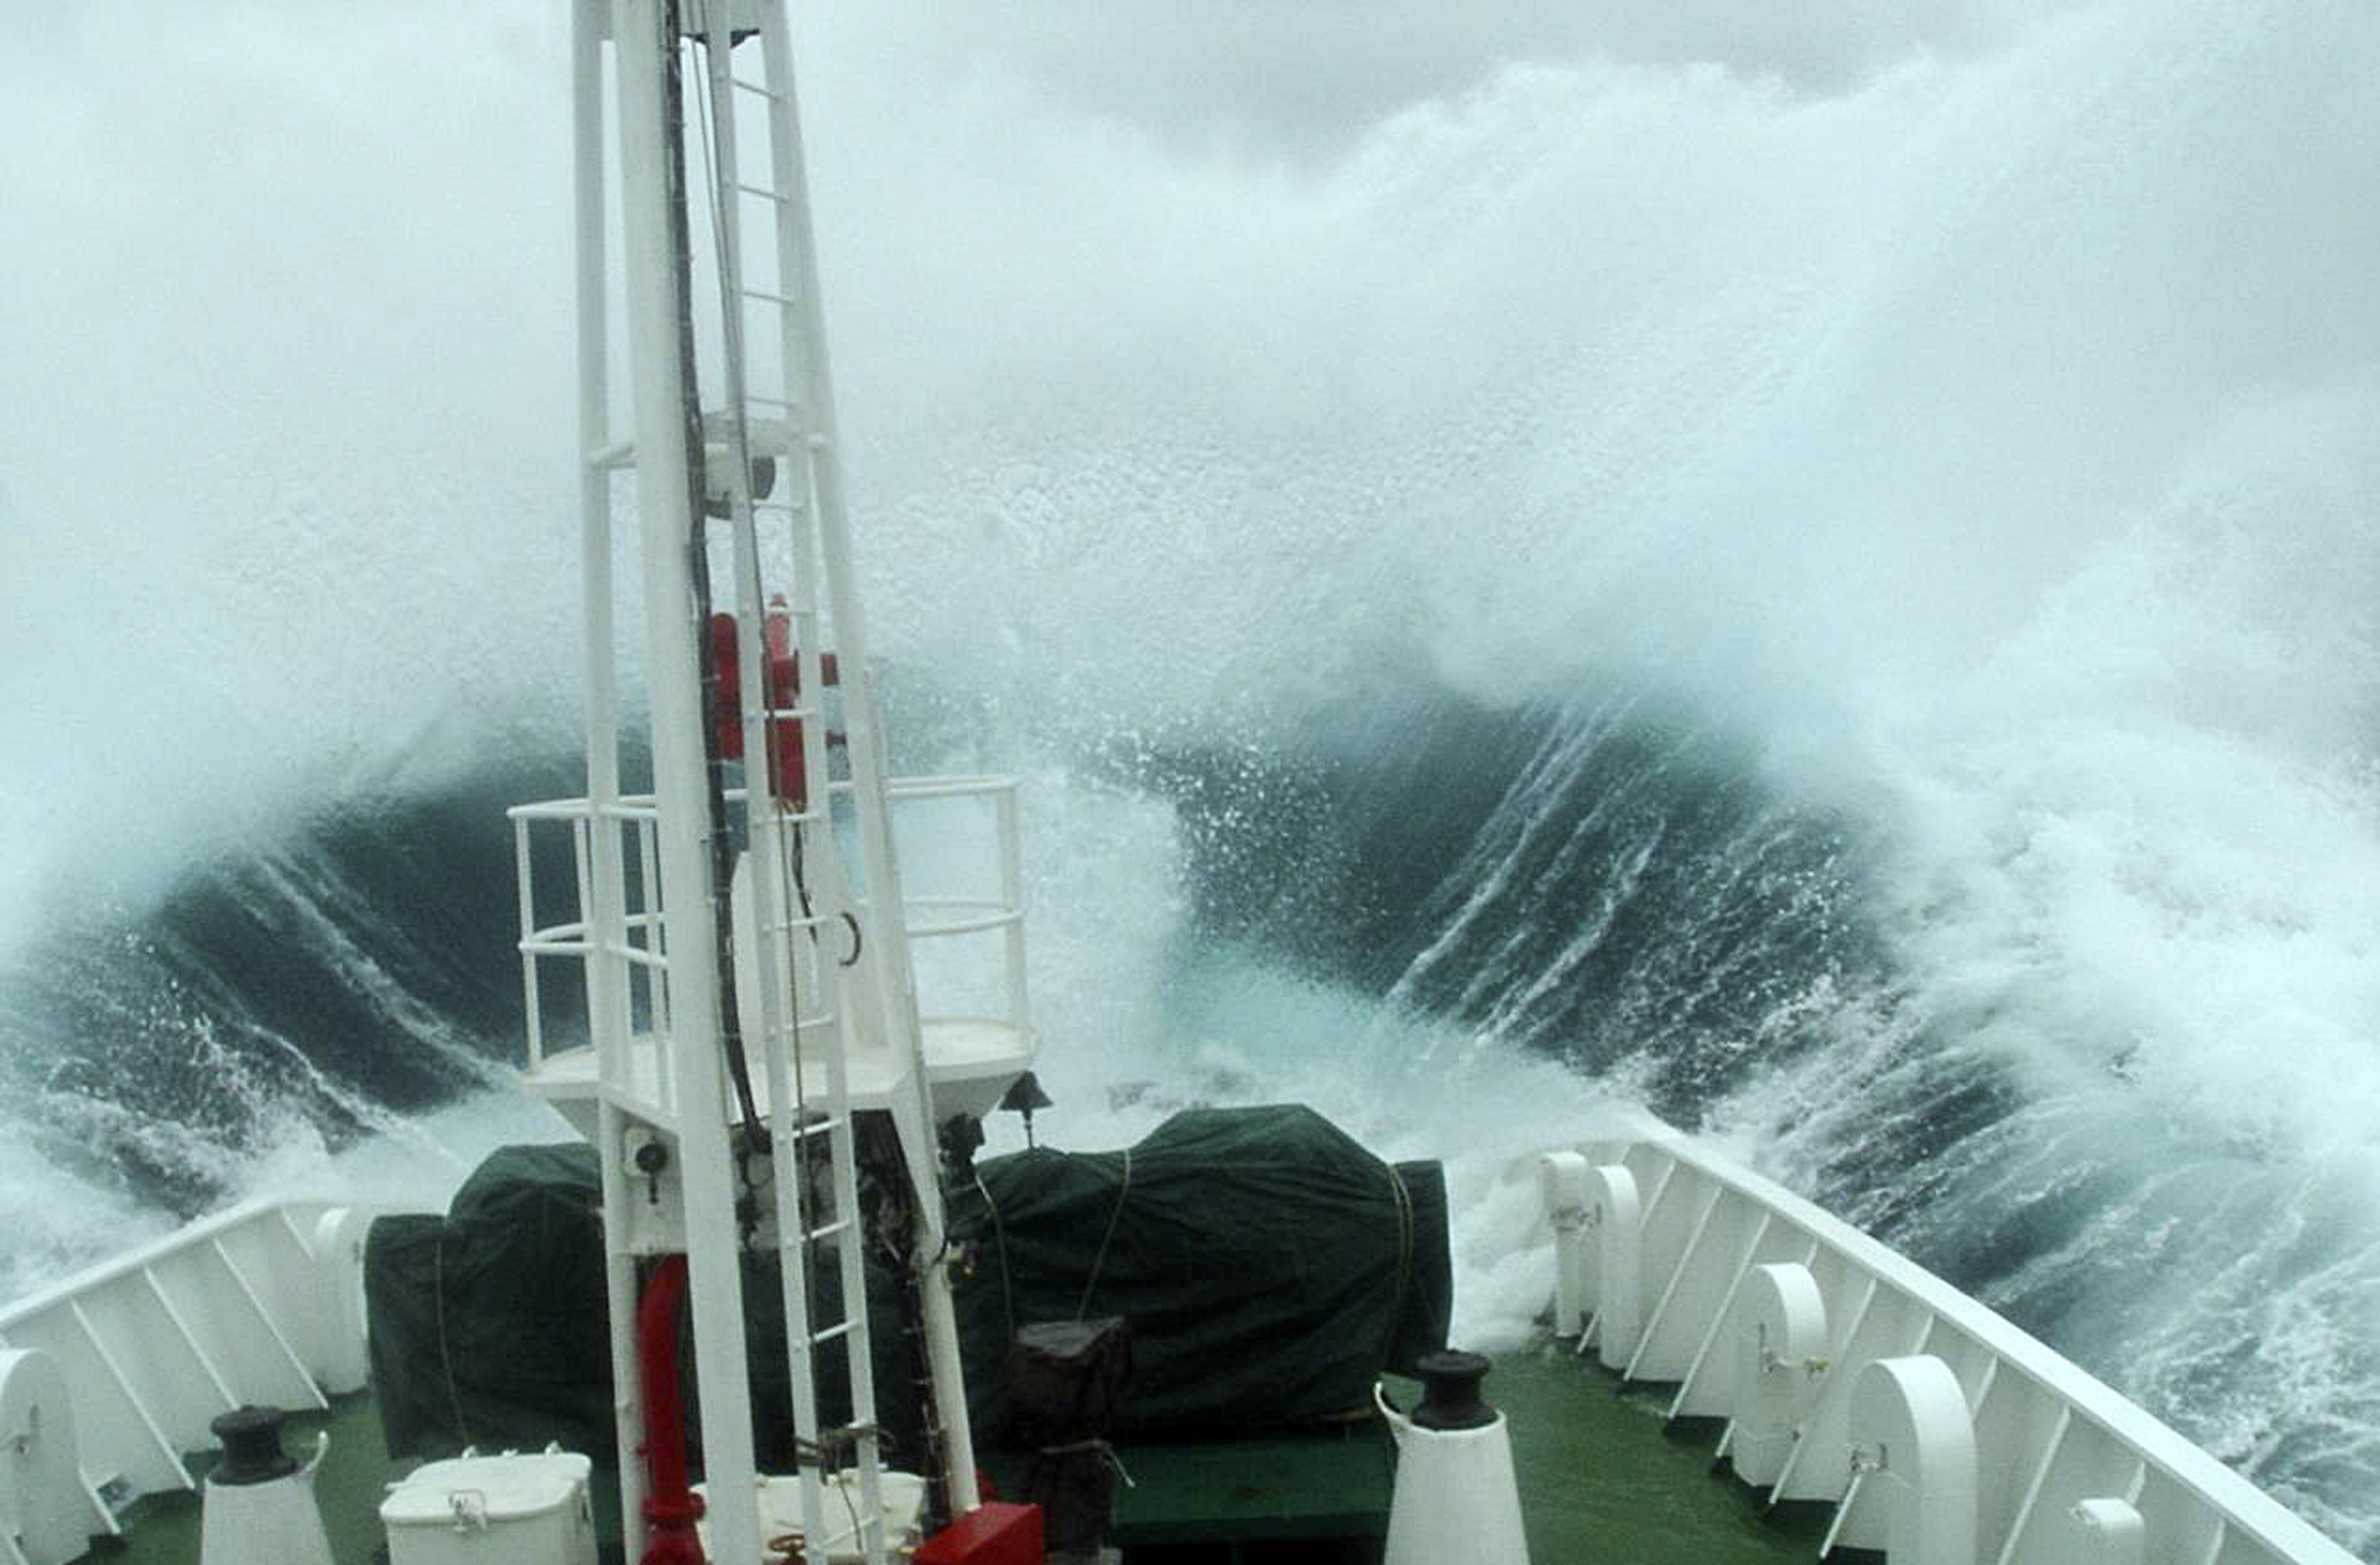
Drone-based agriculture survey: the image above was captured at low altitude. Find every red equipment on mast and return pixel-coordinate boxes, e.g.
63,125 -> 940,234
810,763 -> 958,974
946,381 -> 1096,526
709,598 -> 840,812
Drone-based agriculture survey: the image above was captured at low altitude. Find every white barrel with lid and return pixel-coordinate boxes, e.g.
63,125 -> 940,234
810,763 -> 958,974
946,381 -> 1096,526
381,1451 -> 597,1565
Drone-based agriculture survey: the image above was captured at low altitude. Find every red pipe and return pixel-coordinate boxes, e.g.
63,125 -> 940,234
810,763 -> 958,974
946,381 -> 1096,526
638,1255 -> 707,1565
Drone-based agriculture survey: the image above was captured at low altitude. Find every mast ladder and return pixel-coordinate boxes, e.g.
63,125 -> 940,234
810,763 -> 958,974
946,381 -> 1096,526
572,4 -> 995,1560
689,3 -> 895,1561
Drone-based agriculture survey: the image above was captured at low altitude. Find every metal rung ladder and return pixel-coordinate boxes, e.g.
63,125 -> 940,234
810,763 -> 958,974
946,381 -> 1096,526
691,4 -> 892,1563
580,1 -> 984,1559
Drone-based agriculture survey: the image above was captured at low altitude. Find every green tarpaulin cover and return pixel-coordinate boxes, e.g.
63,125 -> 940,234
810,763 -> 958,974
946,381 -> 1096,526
949,1105 -> 1449,1443
366,1141 -> 913,1467
365,1106 -> 1449,1464
366,1142 -> 613,1463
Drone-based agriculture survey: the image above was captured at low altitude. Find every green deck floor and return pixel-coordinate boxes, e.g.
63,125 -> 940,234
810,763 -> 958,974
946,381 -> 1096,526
1489,1341 -> 1827,1565
100,1339 -> 1823,1564
1104,1425 -> 1394,1552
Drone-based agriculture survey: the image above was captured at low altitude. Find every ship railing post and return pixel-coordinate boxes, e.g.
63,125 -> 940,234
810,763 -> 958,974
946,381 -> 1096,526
998,783 -> 1029,1032
1539,1153 -> 1592,1339
514,813 -> 543,1071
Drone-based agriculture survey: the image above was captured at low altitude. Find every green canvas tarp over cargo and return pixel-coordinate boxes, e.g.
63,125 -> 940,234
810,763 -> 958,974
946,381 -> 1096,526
364,1106 -> 1449,1464
948,1104 -> 1450,1443
366,1142 -> 911,1467
366,1142 -> 614,1463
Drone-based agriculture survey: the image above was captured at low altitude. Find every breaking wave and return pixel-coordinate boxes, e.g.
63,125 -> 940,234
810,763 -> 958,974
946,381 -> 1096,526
3,0 -> 2377,1555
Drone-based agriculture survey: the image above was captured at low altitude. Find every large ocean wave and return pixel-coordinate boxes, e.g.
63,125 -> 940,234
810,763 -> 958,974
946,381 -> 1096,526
3,0 -> 2376,1554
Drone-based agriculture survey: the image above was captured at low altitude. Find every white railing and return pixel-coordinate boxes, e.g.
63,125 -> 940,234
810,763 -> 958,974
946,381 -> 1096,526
509,793 -> 672,1080
873,775 -> 1032,1043
509,776 -> 1030,1100
1542,1135 -> 2360,1565
0,1198 -> 404,1555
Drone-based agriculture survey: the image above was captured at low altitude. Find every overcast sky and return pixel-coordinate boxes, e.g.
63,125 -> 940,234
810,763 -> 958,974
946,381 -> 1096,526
804,0 -> 2080,160
3,0 -> 2370,911
6,2 -> 2085,175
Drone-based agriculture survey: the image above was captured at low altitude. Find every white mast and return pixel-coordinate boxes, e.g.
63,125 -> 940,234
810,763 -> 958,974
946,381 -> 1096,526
535,3 -> 1038,1562
609,1 -> 768,1560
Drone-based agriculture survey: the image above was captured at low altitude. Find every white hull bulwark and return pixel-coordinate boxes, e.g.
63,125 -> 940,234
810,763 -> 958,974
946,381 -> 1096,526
0,1130 -> 2361,1564
1540,1134 -> 2357,1565
0,1199 -> 396,1560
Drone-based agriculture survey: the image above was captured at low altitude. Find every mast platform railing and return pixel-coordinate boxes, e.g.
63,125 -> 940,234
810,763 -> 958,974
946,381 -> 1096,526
508,775 -> 1030,1114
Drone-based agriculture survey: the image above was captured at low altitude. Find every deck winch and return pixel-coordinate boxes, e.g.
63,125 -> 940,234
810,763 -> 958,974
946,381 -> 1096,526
198,1405 -> 332,1565
1377,1352 -> 1530,1565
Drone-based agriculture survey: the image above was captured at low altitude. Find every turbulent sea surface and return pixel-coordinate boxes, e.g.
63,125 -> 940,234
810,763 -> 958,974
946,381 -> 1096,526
4,0 -> 2378,1555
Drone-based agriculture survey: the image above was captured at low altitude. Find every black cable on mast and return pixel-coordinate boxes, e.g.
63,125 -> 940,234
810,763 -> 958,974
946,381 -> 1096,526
659,0 -> 768,1152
